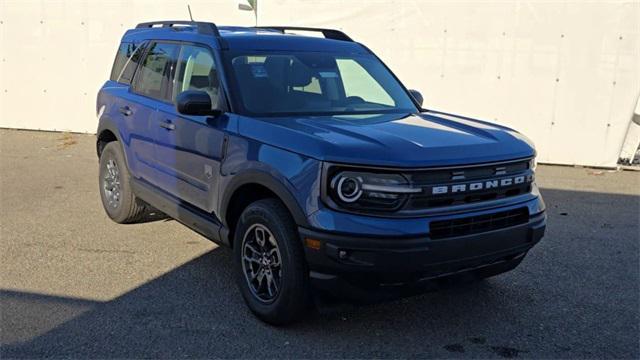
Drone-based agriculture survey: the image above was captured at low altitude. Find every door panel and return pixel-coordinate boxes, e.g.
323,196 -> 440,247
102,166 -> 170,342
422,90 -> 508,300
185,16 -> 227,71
126,41 -> 180,188
106,41 -> 154,180
154,103 -> 226,212
117,92 -> 157,182
152,43 -> 226,213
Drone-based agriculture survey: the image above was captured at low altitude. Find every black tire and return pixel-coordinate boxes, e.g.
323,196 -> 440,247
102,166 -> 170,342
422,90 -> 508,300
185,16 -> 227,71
98,142 -> 147,224
233,198 -> 311,325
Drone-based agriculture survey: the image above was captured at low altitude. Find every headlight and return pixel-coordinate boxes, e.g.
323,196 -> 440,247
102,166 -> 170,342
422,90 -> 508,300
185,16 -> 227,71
529,157 -> 537,171
327,170 -> 420,212
333,174 -> 364,203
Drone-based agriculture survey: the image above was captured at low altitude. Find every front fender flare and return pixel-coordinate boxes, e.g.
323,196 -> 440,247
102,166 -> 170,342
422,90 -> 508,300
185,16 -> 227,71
219,169 -> 310,229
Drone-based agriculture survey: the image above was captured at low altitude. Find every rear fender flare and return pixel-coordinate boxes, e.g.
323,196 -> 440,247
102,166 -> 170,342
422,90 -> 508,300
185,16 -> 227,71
96,116 -> 131,169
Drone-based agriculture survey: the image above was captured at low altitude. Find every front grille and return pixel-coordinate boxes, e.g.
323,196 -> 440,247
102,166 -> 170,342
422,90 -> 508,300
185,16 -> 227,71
429,208 -> 529,239
407,184 -> 531,209
324,158 -> 534,217
410,160 -> 529,184
403,159 -> 533,211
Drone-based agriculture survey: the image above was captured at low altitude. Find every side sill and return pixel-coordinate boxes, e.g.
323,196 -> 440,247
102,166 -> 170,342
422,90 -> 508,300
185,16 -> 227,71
131,178 -> 230,247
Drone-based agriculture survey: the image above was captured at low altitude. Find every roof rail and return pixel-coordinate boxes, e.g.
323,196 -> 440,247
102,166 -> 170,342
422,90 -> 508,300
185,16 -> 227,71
255,26 -> 353,42
136,20 -> 221,37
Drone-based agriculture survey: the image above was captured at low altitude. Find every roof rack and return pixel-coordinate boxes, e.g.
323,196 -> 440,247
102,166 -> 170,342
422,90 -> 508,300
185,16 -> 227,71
135,20 -> 221,37
255,26 -> 353,42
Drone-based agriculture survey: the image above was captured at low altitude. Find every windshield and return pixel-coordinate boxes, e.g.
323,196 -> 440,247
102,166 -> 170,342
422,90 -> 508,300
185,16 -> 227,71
224,51 -> 418,116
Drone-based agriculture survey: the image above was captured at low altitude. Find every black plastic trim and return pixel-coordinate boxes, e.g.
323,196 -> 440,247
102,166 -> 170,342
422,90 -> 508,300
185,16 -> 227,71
136,20 -> 221,36
135,20 -> 228,49
96,118 -> 132,168
298,211 -> 545,276
255,26 -> 353,42
219,170 -> 310,229
131,178 -> 229,247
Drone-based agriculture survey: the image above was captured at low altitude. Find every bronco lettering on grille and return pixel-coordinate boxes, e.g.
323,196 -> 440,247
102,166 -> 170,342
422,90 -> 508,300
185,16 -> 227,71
430,174 -> 533,195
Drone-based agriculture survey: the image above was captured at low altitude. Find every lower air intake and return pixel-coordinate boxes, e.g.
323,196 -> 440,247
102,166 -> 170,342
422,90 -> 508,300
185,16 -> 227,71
430,208 -> 529,240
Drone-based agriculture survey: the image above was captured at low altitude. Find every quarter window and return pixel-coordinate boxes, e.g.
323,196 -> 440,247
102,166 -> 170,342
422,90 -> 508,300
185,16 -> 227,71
133,42 -> 179,100
111,41 -> 145,85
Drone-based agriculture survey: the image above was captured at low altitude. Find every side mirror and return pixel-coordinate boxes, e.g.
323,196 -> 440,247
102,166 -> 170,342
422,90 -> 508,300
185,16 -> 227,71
176,90 -> 220,116
409,89 -> 424,108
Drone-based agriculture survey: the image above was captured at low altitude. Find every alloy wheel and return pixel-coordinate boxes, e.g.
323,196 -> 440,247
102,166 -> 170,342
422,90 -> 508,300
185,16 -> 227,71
103,159 -> 121,208
241,223 -> 283,303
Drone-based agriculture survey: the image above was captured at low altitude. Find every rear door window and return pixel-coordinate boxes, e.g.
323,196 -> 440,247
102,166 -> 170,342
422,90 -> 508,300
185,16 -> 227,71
132,42 -> 179,101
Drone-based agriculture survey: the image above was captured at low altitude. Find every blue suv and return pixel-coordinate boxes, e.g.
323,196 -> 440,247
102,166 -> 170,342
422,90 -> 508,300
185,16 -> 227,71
97,21 -> 546,324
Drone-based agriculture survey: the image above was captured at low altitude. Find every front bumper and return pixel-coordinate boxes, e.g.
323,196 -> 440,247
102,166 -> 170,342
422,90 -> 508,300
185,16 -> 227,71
299,211 -> 546,299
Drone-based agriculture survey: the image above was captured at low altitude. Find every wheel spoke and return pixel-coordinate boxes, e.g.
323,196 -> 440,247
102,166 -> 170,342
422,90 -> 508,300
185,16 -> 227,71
243,255 -> 261,264
256,268 -> 266,288
269,248 -> 281,267
255,227 -> 266,247
268,273 -> 279,295
245,243 -> 261,256
267,233 -> 277,247
266,273 -> 274,297
250,267 -> 259,280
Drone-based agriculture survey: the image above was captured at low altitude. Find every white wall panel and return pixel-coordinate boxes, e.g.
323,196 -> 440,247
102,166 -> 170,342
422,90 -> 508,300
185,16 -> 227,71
260,0 -> 640,167
1,0 -> 639,167
0,0 -> 255,133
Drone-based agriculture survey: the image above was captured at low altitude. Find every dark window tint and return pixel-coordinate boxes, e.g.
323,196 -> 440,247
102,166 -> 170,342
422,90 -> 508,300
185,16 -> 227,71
111,42 -> 145,84
132,42 -> 179,100
227,52 -> 417,116
110,42 -> 133,82
173,45 -> 220,109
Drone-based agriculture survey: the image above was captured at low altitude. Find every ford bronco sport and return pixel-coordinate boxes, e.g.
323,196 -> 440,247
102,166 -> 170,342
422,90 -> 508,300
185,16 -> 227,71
97,21 -> 546,325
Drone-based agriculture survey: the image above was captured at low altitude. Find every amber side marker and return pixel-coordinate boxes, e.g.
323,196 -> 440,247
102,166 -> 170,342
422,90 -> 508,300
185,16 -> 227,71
305,238 -> 322,250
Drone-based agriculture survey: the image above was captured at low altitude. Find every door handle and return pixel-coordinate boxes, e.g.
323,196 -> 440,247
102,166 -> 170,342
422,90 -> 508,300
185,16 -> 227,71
119,106 -> 132,116
159,120 -> 175,131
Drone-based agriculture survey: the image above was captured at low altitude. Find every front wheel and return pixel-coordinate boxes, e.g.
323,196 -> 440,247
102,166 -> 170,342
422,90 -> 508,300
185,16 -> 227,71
233,199 -> 311,325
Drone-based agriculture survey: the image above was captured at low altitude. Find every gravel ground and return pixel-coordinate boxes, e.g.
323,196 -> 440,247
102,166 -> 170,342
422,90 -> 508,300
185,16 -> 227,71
1,128 -> 638,359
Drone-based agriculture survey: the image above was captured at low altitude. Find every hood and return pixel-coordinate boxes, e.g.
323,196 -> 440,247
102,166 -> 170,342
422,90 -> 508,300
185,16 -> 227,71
238,111 -> 536,167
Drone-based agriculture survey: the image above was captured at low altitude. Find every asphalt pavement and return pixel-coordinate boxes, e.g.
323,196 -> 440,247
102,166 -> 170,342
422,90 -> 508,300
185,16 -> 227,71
1,129 -> 638,358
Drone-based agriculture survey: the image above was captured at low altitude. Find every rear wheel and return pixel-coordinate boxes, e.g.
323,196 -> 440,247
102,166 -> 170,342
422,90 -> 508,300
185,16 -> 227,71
233,198 -> 311,325
99,142 -> 147,223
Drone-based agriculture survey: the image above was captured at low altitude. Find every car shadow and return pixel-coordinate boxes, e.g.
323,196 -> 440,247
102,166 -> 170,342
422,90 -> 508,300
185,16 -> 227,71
1,188 -> 638,358
1,247 -> 529,358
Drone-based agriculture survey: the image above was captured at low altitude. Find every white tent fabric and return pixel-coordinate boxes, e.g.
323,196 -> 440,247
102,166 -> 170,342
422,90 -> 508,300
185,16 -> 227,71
1,0 -> 638,167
